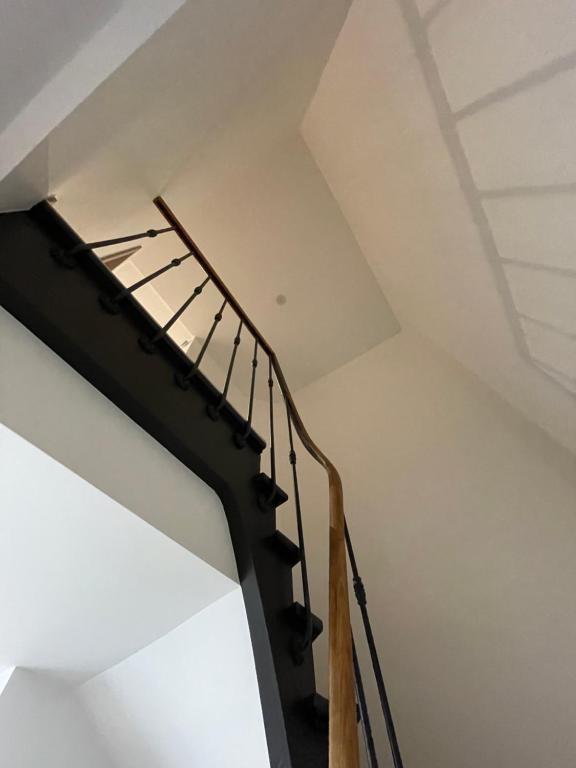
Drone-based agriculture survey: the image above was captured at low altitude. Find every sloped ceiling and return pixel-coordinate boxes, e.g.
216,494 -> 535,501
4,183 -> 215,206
0,0 -> 186,191
46,0 -> 400,393
303,0 -> 576,454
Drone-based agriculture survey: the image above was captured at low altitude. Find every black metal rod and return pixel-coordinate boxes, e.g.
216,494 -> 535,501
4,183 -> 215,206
209,320 -> 243,418
182,298 -> 227,382
140,276 -> 210,351
111,253 -> 192,303
63,227 -> 174,257
266,356 -> 276,502
353,638 -> 379,768
345,522 -> 404,768
285,401 -> 313,653
235,339 -> 259,446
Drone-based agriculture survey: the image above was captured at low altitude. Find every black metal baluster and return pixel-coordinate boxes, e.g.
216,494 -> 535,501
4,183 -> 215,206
260,357 -> 277,509
139,276 -> 210,353
100,253 -> 192,314
285,400 -> 313,664
52,227 -> 174,268
175,299 -> 227,389
234,339 -> 259,448
345,522 -> 404,768
207,319 -> 243,420
353,638 -> 379,768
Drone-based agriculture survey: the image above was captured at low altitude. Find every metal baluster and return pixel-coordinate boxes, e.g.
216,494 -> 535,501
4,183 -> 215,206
345,522 -> 404,768
175,299 -> 227,389
52,227 -> 174,268
207,319 -> 243,420
262,357 -> 277,508
353,639 -> 379,768
234,339 -> 259,448
100,253 -> 192,314
285,400 -> 313,664
139,276 -> 210,353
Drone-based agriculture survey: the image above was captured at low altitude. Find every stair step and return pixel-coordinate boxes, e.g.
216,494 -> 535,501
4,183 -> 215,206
266,531 -> 301,567
285,602 -> 323,643
301,693 -> 329,733
253,473 -> 288,512
300,694 -> 360,733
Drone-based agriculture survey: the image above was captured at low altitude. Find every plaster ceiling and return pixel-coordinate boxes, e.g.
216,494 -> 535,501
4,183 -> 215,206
302,0 -> 576,455
34,0 -> 398,393
0,424 -> 236,682
43,0 -> 353,227
0,0 -> 185,190
0,0 -> 121,134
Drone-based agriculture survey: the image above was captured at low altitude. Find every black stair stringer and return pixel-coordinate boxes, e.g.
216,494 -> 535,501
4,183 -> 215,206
0,203 -> 327,768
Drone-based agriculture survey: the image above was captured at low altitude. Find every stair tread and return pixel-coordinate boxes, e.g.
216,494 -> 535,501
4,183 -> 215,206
300,693 -> 328,733
254,472 -> 289,510
266,531 -> 301,567
299,693 -> 360,734
285,602 -> 323,642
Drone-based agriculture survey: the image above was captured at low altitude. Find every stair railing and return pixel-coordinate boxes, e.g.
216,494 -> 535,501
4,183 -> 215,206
152,196 -> 359,767
58,194 -> 405,766
346,523 -> 405,768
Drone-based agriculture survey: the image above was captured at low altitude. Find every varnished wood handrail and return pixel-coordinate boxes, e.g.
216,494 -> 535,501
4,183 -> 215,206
153,196 -> 359,767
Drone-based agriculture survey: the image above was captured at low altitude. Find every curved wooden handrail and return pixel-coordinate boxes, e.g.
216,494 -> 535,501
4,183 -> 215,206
153,196 -> 359,768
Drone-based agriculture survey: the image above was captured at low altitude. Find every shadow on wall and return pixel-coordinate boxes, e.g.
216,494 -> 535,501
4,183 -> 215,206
397,0 -> 576,398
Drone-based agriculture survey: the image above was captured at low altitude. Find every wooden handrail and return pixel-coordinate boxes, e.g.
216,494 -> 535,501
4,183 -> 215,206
153,196 -> 359,767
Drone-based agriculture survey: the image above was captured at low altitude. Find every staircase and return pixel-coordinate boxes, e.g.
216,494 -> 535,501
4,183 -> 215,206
0,199 -> 402,768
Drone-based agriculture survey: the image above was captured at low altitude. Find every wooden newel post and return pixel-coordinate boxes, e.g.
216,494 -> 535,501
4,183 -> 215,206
328,469 -> 360,768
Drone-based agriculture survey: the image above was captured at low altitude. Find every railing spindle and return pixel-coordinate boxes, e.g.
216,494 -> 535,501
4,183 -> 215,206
353,639 -> 379,768
234,338 -> 259,448
52,226 -> 174,268
264,357 -> 277,507
285,401 -> 313,663
153,196 -> 360,768
207,319 -> 243,420
100,253 -> 192,314
175,299 -> 227,389
139,276 -> 210,353
345,522 -> 404,768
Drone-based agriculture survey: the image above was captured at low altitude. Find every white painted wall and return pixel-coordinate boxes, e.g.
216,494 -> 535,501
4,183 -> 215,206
0,0 -> 186,195
80,590 -> 270,768
0,595 -> 271,768
281,329 -> 576,767
0,423 -> 237,681
0,0 -> 121,135
0,669 -> 116,768
159,132 -> 398,392
0,306 -> 237,581
302,0 -> 576,456
0,420 -> 267,767
0,668 -> 14,697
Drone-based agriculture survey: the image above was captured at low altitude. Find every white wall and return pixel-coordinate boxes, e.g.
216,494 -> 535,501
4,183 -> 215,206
0,423 -> 237,682
136,131 -> 398,393
0,306 -> 237,581
0,0 -> 121,135
282,329 -> 576,768
0,595 -> 271,768
302,0 -> 576,457
0,0 -> 186,198
80,590 -> 270,768
0,668 -> 14,697
0,669 -> 116,768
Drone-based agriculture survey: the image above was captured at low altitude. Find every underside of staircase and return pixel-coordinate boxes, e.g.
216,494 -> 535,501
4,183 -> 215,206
0,202 -> 328,768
